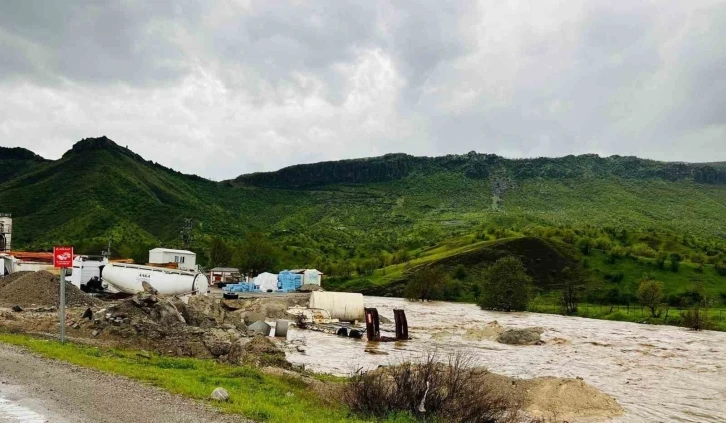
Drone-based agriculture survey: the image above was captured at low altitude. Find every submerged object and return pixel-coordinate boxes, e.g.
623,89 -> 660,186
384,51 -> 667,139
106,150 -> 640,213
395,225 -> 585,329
309,292 -> 364,323
102,263 -> 209,295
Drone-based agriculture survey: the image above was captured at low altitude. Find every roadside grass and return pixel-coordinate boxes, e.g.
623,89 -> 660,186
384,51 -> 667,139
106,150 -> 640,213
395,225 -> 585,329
0,332 -> 413,423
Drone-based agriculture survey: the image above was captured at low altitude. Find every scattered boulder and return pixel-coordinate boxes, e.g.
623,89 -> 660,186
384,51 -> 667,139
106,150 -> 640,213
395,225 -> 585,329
210,387 -> 230,402
228,335 -> 288,368
141,281 -> 159,295
11,305 -> 23,312
243,312 -> 265,325
82,308 -> 93,320
203,328 -> 238,357
497,327 -> 545,345
247,320 -> 271,336
464,321 -> 505,341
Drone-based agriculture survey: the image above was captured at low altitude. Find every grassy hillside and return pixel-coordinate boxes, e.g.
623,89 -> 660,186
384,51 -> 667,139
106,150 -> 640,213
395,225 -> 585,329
1,137 -> 726,308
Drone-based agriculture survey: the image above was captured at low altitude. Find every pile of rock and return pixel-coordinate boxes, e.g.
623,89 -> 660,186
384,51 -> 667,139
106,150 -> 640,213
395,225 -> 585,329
84,291 -> 288,366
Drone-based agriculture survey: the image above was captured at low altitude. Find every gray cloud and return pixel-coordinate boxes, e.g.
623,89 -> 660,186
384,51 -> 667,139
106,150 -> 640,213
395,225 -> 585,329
1,0 -> 725,180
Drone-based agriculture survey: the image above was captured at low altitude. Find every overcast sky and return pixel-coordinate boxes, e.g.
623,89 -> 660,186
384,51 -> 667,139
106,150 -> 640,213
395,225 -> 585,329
1,1 -> 725,180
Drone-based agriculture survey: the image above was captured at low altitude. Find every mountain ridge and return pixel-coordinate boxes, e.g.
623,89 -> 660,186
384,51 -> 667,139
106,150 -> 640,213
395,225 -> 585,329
2,136 -> 726,261
4,137 -> 726,187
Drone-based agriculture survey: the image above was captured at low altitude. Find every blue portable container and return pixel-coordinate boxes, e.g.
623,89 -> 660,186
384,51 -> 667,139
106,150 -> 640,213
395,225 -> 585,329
278,271 -> 302,292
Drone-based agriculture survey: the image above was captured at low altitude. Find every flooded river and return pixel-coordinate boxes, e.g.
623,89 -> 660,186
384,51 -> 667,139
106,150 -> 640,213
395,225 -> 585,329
285,297 -> 726,422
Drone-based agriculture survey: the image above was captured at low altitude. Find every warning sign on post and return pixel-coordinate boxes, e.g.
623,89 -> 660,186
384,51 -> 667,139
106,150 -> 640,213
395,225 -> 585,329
53,246 -> 73,268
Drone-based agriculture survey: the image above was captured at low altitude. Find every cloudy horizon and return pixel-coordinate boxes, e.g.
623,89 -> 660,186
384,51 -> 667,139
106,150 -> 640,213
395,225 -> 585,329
2,1 -> 726,180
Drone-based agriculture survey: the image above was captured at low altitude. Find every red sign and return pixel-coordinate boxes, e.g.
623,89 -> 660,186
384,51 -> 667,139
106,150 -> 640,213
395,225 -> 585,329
53,246 -> 73,268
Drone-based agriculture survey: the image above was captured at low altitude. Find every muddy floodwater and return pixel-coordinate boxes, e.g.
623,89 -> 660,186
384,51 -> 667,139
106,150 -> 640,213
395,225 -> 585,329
285,297 -> 726,423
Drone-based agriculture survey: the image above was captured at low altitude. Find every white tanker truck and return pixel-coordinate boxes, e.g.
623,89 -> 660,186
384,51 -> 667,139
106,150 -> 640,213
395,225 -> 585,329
71,254 -> 209,296
101,262 -> 209,295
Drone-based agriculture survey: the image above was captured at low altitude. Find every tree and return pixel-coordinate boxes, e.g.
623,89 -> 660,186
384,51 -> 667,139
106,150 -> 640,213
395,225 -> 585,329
478,256 -> 532,312
453,264 -> 468,280
404,267 -> 445,301
558,266 -> 588,315
234,232 -> 280,277
669,253 -> 682,272
605,288 -> 621,313
209,236 -> 233,268
656,252 -> 667,269
691,253 -> 706,272
637,278 -> 665,317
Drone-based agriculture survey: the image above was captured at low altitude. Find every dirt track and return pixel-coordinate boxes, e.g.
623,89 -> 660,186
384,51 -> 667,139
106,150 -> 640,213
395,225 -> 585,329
0,342 -> 250,423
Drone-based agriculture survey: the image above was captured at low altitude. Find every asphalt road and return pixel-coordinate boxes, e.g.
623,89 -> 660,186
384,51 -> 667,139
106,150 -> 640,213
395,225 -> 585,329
0,342 -> 249,423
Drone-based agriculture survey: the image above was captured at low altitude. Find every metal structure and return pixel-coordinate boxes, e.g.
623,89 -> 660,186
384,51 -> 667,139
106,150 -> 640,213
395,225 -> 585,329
0,213 -> 12,252
180,218 -> 194,250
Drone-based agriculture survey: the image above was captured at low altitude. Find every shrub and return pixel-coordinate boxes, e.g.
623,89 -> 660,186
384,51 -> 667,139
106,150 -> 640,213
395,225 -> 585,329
631,244 -> 657,258
478,256 -> 532,312
681,306 -> 713,331
604,272 -> 624,284
343,352 -> 522,423
715,262 -> 726,276
577,237 -> 593,255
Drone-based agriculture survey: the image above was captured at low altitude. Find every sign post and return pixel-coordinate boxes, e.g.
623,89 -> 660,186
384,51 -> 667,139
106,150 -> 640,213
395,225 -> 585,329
53,246 -> 73,344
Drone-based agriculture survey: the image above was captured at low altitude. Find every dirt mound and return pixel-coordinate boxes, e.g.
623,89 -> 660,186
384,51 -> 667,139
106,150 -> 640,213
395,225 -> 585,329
473,372 -> 623,421
0,271 -> 101,307
520,377 -> 623,420
0,271 -> 33,290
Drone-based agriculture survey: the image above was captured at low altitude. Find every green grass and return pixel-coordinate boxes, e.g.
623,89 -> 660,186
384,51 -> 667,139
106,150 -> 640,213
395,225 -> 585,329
0,333 -> 411,423
528,301 -> 726,331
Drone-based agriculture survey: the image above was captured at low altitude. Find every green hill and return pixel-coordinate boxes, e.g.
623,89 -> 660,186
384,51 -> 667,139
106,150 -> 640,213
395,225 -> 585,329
1,136 -> 726,306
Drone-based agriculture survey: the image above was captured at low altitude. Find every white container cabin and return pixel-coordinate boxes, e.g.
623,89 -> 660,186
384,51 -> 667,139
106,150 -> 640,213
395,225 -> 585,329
148,248 -> 197,271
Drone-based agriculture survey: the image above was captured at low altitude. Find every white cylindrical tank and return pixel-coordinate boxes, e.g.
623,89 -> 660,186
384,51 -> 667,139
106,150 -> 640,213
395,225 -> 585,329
309,292 -> 364,322
102,263 -> 209,295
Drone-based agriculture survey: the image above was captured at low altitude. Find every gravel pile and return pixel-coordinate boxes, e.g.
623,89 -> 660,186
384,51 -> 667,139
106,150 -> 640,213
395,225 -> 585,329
0,271 -> 102,308
0,271 -> 33,290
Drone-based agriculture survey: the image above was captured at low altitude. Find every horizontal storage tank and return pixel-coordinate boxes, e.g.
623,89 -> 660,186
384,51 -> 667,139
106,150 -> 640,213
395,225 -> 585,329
309,291 -> 364,323
102,263 -> 209,295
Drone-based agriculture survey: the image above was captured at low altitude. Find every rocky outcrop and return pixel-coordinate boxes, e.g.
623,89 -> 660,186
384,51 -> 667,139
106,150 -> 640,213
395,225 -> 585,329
497,327 -> 545,345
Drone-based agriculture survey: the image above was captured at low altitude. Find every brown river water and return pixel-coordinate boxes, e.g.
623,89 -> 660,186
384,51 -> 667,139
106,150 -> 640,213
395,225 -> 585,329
284,296 -> 726,422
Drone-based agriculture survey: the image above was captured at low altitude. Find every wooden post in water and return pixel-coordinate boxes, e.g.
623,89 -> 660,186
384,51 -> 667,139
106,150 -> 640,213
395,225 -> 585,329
364,308 -> 380,342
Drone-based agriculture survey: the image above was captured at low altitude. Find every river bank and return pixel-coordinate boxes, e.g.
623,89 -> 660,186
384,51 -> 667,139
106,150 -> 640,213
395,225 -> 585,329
285,296 -> 726,422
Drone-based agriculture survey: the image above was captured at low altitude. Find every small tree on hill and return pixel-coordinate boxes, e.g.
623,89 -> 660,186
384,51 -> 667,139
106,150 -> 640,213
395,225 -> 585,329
558,266 -> 588,315
656,252 -> 667,269
691,253 -> 706,272
637,278 -> 665,317
669,253 -> 682,272
404,267 -> 445,301
478,256 -> 532,312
